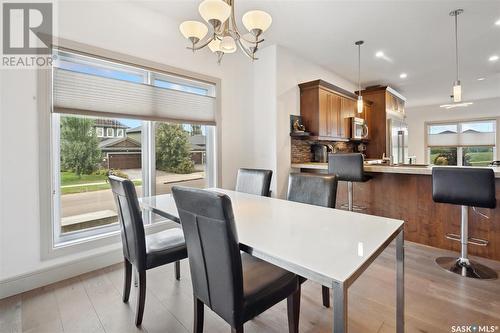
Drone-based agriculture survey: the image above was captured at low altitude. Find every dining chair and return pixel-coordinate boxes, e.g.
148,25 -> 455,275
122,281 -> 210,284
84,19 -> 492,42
235,168 -> 273,197
286,172 -> 338,308
171,186 -> 301,333
109,176 -> 188,326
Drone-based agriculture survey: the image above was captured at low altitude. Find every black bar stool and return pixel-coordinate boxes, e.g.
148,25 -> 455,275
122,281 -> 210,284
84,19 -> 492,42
432,167 -> 497,279
328,153 -> 371,211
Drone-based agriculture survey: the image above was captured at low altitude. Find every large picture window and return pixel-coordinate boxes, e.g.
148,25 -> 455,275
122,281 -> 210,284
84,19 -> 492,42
51,50 -> 217,245
427,120 -> 497,166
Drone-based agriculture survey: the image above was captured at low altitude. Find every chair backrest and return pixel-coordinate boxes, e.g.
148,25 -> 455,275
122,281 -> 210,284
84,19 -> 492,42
171,186 -> 243,326
328,153 -> 364,182
432,167 -> 496,208
109,175 -> 147,270
235,168 -> 273,197
287,173 -> 338,208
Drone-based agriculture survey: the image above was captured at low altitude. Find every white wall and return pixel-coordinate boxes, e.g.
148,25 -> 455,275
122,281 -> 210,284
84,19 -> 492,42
0,1 -> 255,286
406,97 -> 500,163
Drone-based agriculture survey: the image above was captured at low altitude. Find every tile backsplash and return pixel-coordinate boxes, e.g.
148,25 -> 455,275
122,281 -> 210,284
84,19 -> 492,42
291,139 -> 356,163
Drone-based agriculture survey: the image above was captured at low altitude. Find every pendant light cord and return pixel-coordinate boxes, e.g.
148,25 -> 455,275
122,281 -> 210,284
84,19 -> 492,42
454,11 -> 459,82
358,44 -> 361,94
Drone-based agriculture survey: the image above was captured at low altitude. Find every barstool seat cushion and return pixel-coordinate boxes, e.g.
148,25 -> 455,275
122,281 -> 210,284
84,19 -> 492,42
328,153 -> 369,182
432,167 -> 496,209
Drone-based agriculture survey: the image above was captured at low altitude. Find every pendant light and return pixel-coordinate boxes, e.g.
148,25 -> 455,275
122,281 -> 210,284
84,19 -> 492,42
450,9 -> 464,103
355,40 -> 364,113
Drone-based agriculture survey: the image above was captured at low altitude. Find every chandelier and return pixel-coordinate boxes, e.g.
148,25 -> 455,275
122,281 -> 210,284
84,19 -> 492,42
179,0 -> 272,63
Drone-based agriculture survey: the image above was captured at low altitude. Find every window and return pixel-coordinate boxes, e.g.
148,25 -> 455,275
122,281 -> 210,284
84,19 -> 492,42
427,120 -> 496,166
50,49 -> 217,246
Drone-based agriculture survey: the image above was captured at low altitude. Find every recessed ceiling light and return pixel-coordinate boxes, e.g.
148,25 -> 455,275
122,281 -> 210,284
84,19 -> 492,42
477,77 -> 486,81
399,73 -> 407,79
375,51 -> 384,58
495,19 -> 500,26
489,55 -> 499,62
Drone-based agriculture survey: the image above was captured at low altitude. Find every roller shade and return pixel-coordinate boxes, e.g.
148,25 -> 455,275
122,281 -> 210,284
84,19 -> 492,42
53,68 -> 216,125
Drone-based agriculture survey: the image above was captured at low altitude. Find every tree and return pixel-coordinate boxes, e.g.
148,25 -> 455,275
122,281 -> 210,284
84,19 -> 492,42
156,123 -> 194,174
60,116 -> 102,177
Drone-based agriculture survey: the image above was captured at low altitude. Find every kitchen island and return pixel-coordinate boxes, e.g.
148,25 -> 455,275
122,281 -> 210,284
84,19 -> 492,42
292,163 -> 500,261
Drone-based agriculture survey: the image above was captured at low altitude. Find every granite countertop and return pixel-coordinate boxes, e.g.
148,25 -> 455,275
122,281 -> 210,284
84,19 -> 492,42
290,162 -> 500,178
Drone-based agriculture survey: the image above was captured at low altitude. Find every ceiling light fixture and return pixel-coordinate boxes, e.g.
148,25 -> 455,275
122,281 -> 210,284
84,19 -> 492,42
495,19 -> 500,26
477,77 -> 486,81
355,40 -> 364,114
375,51 -> 384,58
489,55 -> 499,62
179,0 -> 272,64
439,102 -> 473,109
449,9 -> 464,103
400,73 -> 407,79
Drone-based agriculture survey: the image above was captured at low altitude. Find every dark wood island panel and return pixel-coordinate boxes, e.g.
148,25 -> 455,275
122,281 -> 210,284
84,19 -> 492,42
335,173 -> 500,261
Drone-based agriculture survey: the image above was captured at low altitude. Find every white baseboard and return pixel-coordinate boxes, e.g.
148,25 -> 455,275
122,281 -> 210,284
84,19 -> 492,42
0,249 -> 123,299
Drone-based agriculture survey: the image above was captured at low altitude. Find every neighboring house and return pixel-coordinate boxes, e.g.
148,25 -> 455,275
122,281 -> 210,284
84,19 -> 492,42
93,119 -> 128,140
125,126 -> 206,165
99,137 -> 142,169
126,126 -> 142,142
189,134 -> 206,164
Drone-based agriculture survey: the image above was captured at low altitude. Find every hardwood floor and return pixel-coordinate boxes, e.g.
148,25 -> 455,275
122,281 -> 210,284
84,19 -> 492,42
1,241 -> 500,333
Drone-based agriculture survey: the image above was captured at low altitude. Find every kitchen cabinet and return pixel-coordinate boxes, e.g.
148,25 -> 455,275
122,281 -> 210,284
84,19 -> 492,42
299,80 -> 358,140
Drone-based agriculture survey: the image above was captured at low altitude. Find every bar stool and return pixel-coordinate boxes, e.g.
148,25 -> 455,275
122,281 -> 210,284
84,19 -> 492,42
432,167 -> 497,279
328,153 -> 371,211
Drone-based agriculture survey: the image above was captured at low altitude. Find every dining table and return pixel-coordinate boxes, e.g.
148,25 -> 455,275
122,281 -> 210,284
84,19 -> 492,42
140,188 -> 405,333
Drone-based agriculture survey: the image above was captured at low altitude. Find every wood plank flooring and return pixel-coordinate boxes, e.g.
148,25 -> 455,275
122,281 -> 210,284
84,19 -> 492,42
1,241 -> 500,333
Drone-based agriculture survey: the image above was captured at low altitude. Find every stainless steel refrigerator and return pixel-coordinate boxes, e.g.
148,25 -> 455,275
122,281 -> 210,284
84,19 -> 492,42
387,117 -> 408,165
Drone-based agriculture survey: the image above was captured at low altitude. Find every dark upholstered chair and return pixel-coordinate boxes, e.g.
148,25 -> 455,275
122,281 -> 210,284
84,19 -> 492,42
328,153 -> 371,211
109,176 -> 188,326
432,167 -> 497,279
171,186 -> 301,333
286,173 -> 338,308
235,168 -> 273,197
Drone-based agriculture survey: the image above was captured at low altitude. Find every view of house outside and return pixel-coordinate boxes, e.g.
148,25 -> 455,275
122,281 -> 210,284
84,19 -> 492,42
59,114 -> 207,234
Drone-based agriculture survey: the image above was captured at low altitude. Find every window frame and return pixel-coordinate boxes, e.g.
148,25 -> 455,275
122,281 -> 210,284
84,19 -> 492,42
96,127 -> 104,137
425,118 -> 498,166
116,128 -> 124,137
39,41 -> 222,260
106,127 -> 114,137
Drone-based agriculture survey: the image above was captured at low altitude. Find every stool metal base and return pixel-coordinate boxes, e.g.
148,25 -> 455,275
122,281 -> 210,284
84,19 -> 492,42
436,257 -> 498,280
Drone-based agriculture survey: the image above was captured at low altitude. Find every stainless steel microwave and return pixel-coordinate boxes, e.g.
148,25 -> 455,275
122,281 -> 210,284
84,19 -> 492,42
350,117 -> 369,139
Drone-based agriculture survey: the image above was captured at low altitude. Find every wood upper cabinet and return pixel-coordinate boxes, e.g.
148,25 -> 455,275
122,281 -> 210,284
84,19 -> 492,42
299,80 -> 358,140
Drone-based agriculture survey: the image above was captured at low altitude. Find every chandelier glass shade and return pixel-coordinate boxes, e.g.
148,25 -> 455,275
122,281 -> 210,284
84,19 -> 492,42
179,0 -> 272,63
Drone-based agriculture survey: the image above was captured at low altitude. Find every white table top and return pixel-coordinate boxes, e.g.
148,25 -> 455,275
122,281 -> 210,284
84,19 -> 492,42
141,188 -> 404,286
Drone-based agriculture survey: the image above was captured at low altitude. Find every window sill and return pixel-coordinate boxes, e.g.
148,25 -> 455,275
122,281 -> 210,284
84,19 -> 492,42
43,219 -> 178,260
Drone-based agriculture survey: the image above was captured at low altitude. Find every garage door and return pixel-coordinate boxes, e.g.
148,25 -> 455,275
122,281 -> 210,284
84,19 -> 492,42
108,153 -> 141,169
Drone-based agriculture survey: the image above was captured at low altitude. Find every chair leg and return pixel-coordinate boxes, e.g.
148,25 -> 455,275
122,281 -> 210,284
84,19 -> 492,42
231,326 -> 244,333
322,286 -> 330,308
287,286 -> 301,333
135,270 -> 146,327
193,297 -> 204,333
175,260 -> 181,281
123,259 -> 132,303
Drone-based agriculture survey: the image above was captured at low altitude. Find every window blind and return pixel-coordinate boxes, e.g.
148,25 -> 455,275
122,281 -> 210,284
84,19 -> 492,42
53,68 -> 216,125
427,121 -> 496,147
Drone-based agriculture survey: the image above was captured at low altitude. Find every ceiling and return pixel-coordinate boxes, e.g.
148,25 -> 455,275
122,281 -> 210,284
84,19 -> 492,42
137,0 -> 500,107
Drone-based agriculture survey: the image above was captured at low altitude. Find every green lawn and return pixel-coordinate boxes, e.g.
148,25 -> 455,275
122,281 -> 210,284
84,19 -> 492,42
61,179 -> 142,195
61,171 -> 108,186
430,151 -> 493,166
60,171 -> 141,195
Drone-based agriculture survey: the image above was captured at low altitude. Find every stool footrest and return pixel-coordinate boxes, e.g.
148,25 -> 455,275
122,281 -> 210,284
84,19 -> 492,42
340,203 -> 366,211
445,233 -> 489,246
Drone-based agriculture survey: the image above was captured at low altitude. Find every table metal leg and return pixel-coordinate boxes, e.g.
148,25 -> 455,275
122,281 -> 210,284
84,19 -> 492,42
396,230 -> 405,333
332,281 -> 347,333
